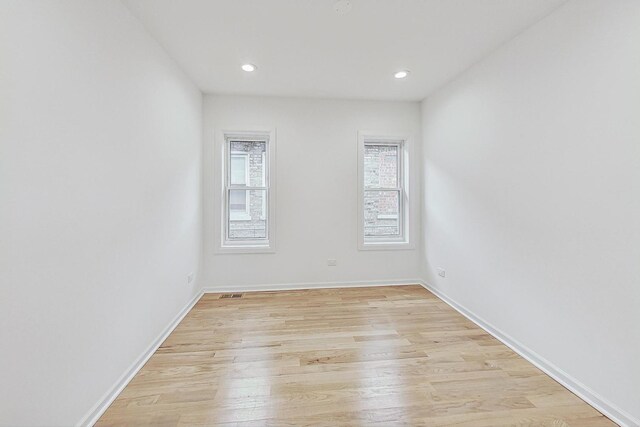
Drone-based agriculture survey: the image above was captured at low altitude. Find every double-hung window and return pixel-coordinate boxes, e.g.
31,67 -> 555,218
221,131 -> 275,251
358,134 -> 410,249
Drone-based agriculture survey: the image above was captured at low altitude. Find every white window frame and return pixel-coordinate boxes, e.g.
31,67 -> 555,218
216,129 -> 276,254
357,132 -> 413,251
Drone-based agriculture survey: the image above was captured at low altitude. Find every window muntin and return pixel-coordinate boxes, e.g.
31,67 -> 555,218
362,140 -> 405,244
224,138 -> 269,246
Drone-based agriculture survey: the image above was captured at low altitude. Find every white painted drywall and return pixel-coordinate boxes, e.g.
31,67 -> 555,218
203,95 -> 421,288
0,1 -> 202,425
421,0 -> 640,423
122,0 -> 565,101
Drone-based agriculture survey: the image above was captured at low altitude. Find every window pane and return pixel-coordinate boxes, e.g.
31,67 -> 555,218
230,140 -> 266,187
230,155 -> 247,185
229,189 -> 247,217
364,144 -> 398,188
364,190 -> 400,237
228,189 -> 267,240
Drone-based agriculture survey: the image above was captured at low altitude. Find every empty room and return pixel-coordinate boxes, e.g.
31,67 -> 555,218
2,0 -> 639,426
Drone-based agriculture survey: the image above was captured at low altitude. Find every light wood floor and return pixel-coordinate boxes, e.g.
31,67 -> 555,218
97,285 -> 615,426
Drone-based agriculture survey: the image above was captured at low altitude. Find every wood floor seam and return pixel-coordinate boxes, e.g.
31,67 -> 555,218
97,285 -> 616,426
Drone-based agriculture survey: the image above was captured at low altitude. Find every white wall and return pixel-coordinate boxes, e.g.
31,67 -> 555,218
421,0 -> 640,424
204,95 -> 421,289
0,1 -> 202,426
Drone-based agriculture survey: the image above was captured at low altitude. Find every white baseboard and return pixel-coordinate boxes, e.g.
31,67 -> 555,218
77,290 -> 204,427
202,278 -> 422,294
419,281 -> 638,427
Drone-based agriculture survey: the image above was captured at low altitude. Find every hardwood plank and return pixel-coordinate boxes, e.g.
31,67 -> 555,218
97,285 -> 616,426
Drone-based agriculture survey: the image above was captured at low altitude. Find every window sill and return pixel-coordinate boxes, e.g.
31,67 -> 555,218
216,244 -> 275,254
358,241 -> 413,251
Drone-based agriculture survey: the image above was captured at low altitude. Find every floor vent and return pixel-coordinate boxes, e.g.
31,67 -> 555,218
219,293 -> 244,299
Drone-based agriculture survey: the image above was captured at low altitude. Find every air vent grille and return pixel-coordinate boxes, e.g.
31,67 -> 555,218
219,293 -> 244,299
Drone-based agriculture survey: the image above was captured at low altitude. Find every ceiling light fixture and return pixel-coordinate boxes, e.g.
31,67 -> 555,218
333,0 -> 352,15
394,70 -> 410,79
241,63 -> 257,72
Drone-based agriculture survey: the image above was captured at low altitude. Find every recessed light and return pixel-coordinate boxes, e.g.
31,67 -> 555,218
241,64 -> 257,72
394,70 -> 410,79
333,0 -> 352,15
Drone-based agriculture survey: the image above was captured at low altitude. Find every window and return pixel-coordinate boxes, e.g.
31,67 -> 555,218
358,133 -> 411,250
220,130 -> 276,252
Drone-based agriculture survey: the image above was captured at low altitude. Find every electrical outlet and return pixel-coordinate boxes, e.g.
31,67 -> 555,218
187,273 -> 194,284
437,268 -> 446,278
327,259 -> 337,266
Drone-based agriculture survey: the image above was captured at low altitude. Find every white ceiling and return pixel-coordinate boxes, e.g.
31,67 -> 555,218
123,0 -> 566,101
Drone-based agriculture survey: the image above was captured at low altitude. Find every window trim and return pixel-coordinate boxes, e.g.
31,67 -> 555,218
216,129 -> 276,254
357,132 -> 413,251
